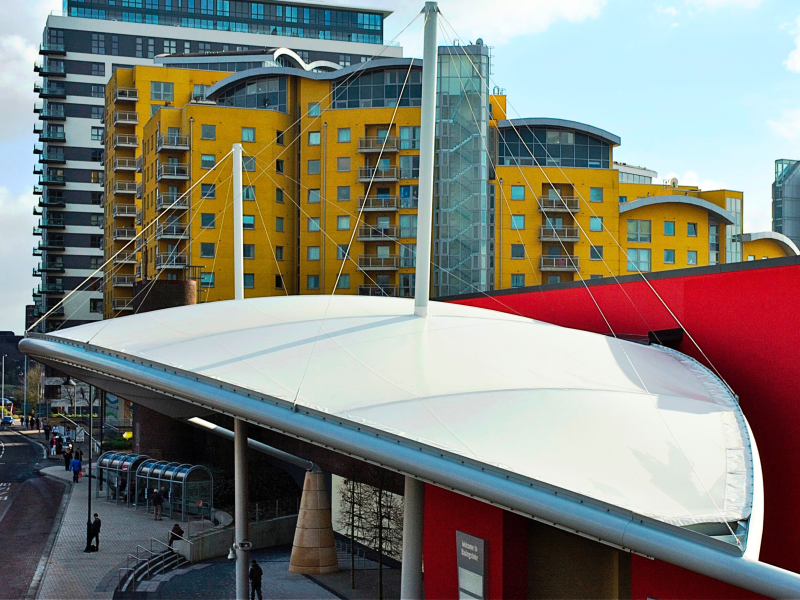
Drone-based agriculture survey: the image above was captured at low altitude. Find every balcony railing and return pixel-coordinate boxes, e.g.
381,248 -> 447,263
34,62 -> 66,76
114,88 -> 139,102
36,85 -> 66,98
156,252 -> 188,269
114,134 -> 138,148
358,285 -> 398,297
539,227 -> 580,243
39,129 -> 66,142
113,204 -> 137,218
40,217 -> 65,228
156,134 -> 190,152
41,152 -> 65,164
358,254 -> 399,270
538,196 -> 581,213
113,275 -> 136,287
358,166 -> 399,182
40,195 -> 66,208
113,298 -> 134,311
136,183 -> 143,199
114,181 -> 138,194
156,193 -> 189,211
113,157 -> 138,171
156,224 -> 189,240
540,255 -> 580,272
33,185 -> 43,196
113,252 -> 137,264
114,111 -> 138,125
157,163 -> 189,180
136,156 -> 143,173
41,261 -> 65,272
113,228 -> 136,241
135,210 -> 143,226
359,195 -> 399,211
40,283 -> 65,294
39,107 -> 66,120
39,43 -> 66,55
358,136 -> 400,153
38,239 -> 65,251
357,225 -> 399,241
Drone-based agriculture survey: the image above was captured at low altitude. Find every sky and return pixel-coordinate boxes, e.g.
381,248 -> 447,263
1,0 -> 799,332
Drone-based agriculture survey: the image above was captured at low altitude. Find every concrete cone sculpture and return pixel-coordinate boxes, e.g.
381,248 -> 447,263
289,470 -> 339,574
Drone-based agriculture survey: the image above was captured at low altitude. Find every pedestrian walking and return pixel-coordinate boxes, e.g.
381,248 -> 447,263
70,455 -> 82,483
90,513 -> 101,551
168,523 -> 184,548
64,447 -> 73,471
74,448 -> 83,462
249,559 -> 263,600
42,422 -> 50,440
35,417 -> 40,431
152,488 -> 163,520
49,436 -> 56,456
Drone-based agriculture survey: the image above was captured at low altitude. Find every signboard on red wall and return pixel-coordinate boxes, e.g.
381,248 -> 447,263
457,531 -> 488,599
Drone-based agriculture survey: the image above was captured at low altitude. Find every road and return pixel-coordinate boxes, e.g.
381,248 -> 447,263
0,426 -> 65,600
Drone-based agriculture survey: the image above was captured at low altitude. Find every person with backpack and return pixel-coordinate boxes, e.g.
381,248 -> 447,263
249,559 -> 263,600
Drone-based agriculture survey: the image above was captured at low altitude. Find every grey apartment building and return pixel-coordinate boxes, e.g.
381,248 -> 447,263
32,0 -> 401,334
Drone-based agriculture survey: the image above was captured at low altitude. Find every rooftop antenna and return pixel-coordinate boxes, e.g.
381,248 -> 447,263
414,2 -> 439,317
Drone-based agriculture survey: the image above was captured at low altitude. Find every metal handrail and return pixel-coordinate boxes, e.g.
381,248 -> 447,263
170,532 -> 194,545
55,413 -> 100,447
117,567 -> 134,592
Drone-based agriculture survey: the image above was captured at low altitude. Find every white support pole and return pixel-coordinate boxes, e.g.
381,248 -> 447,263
400,476 -> 425,599
232,143 -> 245,301
234,418 -> 250,600
23,356 -> 27,422
414,2 -> 439,317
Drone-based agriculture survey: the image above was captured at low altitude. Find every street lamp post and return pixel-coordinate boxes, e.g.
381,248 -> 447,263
2,355 -> 6,416
84,386 -> 94,552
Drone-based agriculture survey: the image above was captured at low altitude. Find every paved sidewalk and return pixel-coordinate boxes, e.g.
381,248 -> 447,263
37,463 -> 180,600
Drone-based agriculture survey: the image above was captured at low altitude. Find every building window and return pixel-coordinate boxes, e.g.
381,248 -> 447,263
307,275 -> 320,290
510,186 -> 525,200
590,245 -> 603,261
664,249 -> 675,264
510,244 -> 525,259
243,185 -> 256,201
308,131 -> 321,146
275,159 -> 284,174
590,188 -> 603,203
90,62 -> 105,76
193,84 -> 209,101
164,40 -> 177,54
308,160 -> 321,175
627,248 -> 651,272
339,54 -> 351,67
91,85 -> 104,98
510,215 -> 525,230
308,189 -> 320,204
276,130 -> 285,145
201,154 -> 216,169
547,275 -> 562,284
400,155 -> 419,179
337,274 -> 351,289
627,219 -> 651,243
511,274 -> 525,288
308,217 -> 320,232
244,244 -> 255,259
90,214 -> 103,227
400,215 -> 417,238
200,243 -> 215,258
201,213 -> 215,228
275,274 -> 284,289
201,125 -> 216,140
619,196 -> 627,203
308,102 -> 321,117
276,217 -> 284,232
400,185 -> 419,208
275,246 -> 284,260
91,33 -> 105,54
687,250 -> 698,265
90,299 -> 103,313
337,157 -> 350,172
90,171 -> 103,184
244,273 -> 255,289
400,126 -> 421,150
201,184 -> 216,199
91,106 -> 104,120
151,82 -> 174,101
243,215 -> 255,230
337,186 -> 350,201
337,216 -> 350,230
664,221 -> 675,236
201,273 -> 215,288
243,157 -> 255,172
90,235 -> 103,249
589,217 -> 603,232
136,37 -> 143,58
91,127 -> 104,141
688,222 -> 698,237
242,127 -> 256,142
307,246 -> 320,261
276,188 -> 284,204
338,128 -> 351,143
337,244 -> 350,260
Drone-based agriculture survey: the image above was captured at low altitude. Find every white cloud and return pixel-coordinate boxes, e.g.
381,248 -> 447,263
661,170 -> 726,191
784,15 -> 800,73
0,186 -> 38,333
768,109 -> 800,141
690,0 -> 765,7
657,6 -> 680,17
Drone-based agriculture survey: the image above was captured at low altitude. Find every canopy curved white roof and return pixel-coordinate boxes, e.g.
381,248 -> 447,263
739,231 -> 800,256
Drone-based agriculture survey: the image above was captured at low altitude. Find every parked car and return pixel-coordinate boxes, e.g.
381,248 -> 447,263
1,415 -> 14,426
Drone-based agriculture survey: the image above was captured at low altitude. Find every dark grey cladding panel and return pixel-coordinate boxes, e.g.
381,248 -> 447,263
497,117 -> 621,147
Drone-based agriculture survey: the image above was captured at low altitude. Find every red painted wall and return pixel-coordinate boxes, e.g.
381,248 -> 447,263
450,261 -> 800,593
423,485 -> 528,599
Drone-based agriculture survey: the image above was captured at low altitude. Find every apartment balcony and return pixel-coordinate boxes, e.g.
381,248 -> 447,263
40,216 -> 65,229
136,237 -> 145,252
33,165 -> 43,176
156,252 -> 188,269
114,181 -> 138,195
113,157 -> 138,172
40,151 -> 66,164
136,156 -> 143,173
156,134 -> 190,152
38,128 -> 66,143
538,196 -> 581,213
113,204 -> 137,218
135,210 -> 143,226
32,226 -> 42,236
114,88 -> 139,103
156,223 -> 189,240
32,266 -> 42,277
358,254 -> 399,271
136,183 -> 143,199
135,264 -> 142,279
357,225 -> 399,242
540,255 -> 580,272
156,193 -> 189,211
113,228 -> 136,241
113,298 -> 134,311
33,186 -> 43,196
539,226 -> 580,243
40,173 -> 66,186
359,195 -> 399,211
34,62 -> 66,77
113,252 -> 137,265
358,136 -> 400,153
35,105 -> 66,120
156,163 -> 189,181
40,282 -> 65,295
113,275 -> 135,287
33,206 -> 42,216
42,306 -> 65,318
35,85 -> 66,99
114,134 -> 139,149
39,43 -> 66,56
38,239 -> 65,251
358,166 -> 399,183
40,261 -> 65,273
40,196 -> 66,208
358,285 -> 398,297
33,142 -> 43,154
114,111 -> 138,126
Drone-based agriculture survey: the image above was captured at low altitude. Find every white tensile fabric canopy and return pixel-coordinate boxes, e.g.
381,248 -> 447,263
50,296 -> 752,528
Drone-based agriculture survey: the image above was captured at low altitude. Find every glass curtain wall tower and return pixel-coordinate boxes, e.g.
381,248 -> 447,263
773,159 -> 800,248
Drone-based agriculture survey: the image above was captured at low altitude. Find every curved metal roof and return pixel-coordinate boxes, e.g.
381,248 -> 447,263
620,195 -> 736,225
497,118 -> 621,146
739,231 -> 800,256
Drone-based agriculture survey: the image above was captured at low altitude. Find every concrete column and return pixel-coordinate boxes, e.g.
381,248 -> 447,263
400,477 -> 425,599
234,418 -> 250,600
289,470 -> 339,574
232,143 -> 244,300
